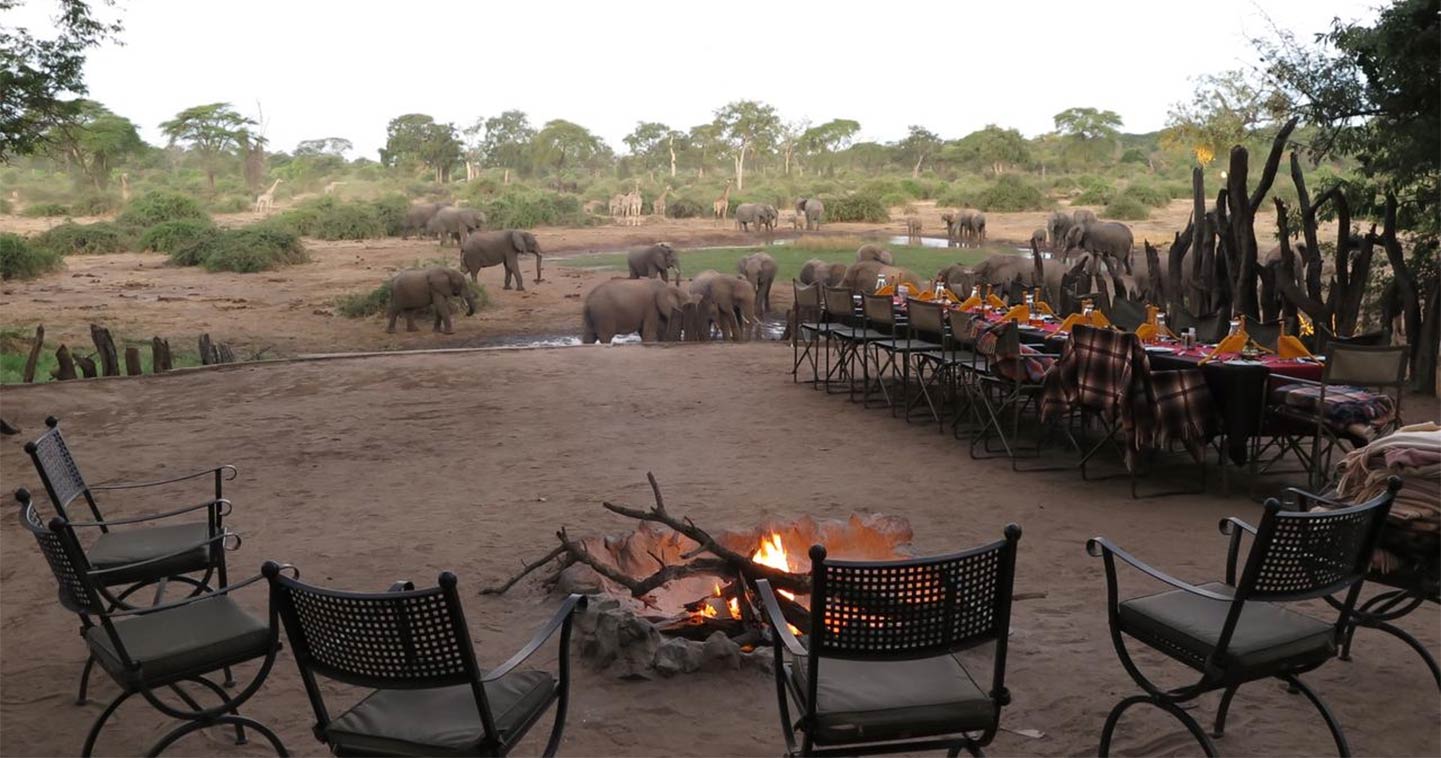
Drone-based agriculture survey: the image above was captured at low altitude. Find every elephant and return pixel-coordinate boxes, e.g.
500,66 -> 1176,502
799,258 -> 847,288
582,278 -> 694,344
965,212 -> 987,245
386,266 -> 476,334
759,204 -> 779,231
1046,211 -> 1073,251
737,251 -> 778,316
459,229 -> 544,290
841,260 -> 923,294
690,270 -> 760,341
941,209 -> 977,246
403,201 -> 450,239
968,253 -> 1069,299
795,197 -> 824,231
1072,208 -> 1098,228
734,203 -> 767,232
627,243 -> 681,283
855,243 -> 894,265
1063,221 -> 1134,272
935,263 -> 976,296
428,206 -> 486,246
1030,228 -> 1048,251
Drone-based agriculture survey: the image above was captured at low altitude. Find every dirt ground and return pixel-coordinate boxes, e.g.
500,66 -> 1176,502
1,344 -> 1436,757
1,200 -> 1215,359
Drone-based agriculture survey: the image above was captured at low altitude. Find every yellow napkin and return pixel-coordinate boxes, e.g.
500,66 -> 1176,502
1278,335 -> 1313,359
1033,300 -> 1056,316
986,293 -> 1007,309
918,288 -> 960,303
1057,310 -> 1112,334
874,284 -> 895,296
959,294 -> 982,311
1003,304 -> 1029,322
1090,309 -> 1112,328
1136,306 -> 1177,341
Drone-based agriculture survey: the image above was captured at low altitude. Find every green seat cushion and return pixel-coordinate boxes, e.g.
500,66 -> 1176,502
87,522 -> 213,586
790,654 -> 994,746
1118,582 -> 1336,670
326,670 -> 555,756
85,595 -> 271,689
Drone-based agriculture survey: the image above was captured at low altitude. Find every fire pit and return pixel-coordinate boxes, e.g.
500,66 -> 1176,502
481,474 -> 913,677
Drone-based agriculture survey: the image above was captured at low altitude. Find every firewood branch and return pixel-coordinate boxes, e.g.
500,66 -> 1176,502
478,545 -> 568,595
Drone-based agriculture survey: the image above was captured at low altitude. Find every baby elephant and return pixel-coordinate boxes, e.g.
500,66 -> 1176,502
1030,228 -> 1047,251
386,267 -> 476,334
628,243 -> 681,282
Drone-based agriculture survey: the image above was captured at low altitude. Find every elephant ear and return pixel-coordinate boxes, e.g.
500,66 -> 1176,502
510,230 -> 526,251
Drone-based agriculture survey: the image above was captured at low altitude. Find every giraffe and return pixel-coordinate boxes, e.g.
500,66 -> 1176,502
324,181 -> 346,195
624,189 -> 643,226
119,173 -> 130,204
712,180 -> 732,223
652,185 -> 671,219
253,179 -> 282,214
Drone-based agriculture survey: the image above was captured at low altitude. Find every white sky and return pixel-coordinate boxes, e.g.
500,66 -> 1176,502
11,0 -> 1376,158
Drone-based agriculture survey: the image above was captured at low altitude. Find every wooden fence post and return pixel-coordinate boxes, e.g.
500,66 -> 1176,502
52,345 -> 76,380
124,347 -> 142,376
90,324 -> 119,376
198,334 -> 215,365
152,337 -> 171,372
216,344 -> 235,364
75,354 -> 98,378
22,325 -> 44,383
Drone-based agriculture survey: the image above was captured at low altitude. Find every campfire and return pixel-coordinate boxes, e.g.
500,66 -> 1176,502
482,473 -> 912,675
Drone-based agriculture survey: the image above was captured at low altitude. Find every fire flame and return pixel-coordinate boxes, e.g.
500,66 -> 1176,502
691,533 -> 801,636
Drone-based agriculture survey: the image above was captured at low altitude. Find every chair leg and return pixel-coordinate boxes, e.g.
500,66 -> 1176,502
76,654 -> 95,705
183,676 -> 248,745
145,715 -> 287,757
1212,685 -> 1239,737
82,691 -> 133,757
1280,675 -> 1350,756
1098,694 -> 1216,758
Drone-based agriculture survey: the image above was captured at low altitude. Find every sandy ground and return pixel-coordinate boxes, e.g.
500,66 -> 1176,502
1,344 -> 1436,757
1,200 -> 1223,360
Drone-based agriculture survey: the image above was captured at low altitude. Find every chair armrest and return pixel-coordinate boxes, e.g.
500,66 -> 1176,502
90,464 -> 239,491
1283,487 -> 1350,510
1086,537 -> 1233,602
387,580 -> 415,592
756,579 -> 807,657
1218,517 -> 1257,536
1217,518 -> 1256,585
86,530 -> 239,579
103,569 -> 269,617
482,594 -> 588,683
64,498 -> 231,528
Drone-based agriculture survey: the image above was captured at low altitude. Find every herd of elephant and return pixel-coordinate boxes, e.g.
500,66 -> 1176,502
734,198 -> 825,233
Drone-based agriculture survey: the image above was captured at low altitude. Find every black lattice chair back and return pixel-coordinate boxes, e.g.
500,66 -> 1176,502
809,525 -> 1021,661
269,570 -> 480,691
23,417 -> 97,523
17,490 -> 100,616
1238,491 -> 1395,603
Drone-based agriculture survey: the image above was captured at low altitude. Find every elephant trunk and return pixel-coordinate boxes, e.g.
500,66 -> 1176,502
534,251 -> 544,283
462,287 -> 477,316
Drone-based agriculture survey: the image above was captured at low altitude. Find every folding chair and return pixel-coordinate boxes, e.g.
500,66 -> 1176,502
1105,297 -> 1147,333
793,280 -> 828,387
23,416 -> 239,704
1087,478 -> 1399,756
970,321 -> 1061,470
861,293 -> 909,414
757,525 -> 1022,757
821,286 -> 885,401
903,298 -> 951,431
17,489 -> 284,757
267,563 -> 586,757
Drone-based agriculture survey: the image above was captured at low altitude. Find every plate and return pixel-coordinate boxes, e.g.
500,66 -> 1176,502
1144,346 -> 1176,353
1225,359 -> 1265,366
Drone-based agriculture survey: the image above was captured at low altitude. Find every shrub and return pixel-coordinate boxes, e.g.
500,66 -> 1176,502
370,194 -> 411,236
32,222 -> 135,255
1120,148 -> 1149,164
0,196 -> 11,214
138,219 -> 215,253
976,175 -> 1050,212
481,190 -> 587,228
0,233 -> 64,279
207,195 -> 252,213
935,185 -> 978,208
275,197 -> 385,240
823,193 -> 890,223
71,191 -> 121,215
335,278 -> 489,318
1120,183 -> 1170,208
1104,195 -> 1151,221
667,196 -> 705,219
22,202 -> 70,217
1075,185 -> 1114,205
118,191 -> 210,227
879,192 -> 909,209
170,224 -> 308,272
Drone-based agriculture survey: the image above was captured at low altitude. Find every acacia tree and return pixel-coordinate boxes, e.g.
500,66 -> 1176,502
1052,107 -> 1123,168
622,121 -> 673,178
44,100 -> 143,189
686,123 -> 723,178
713,100 -> 781,190
159,103 -> 255,192
801,119 -> 860,176
0,0 -> 122,160
295,137 -> 352,156
1161,70 -> 1281,166
894,125 -> 941,177
531,119 -> 603,189
465,110 -> 535,179
380,114 -> 461,183
947,124 -> 1030,175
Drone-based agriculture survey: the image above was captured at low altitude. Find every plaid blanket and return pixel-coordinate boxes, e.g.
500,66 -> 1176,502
1271,383 -> 1397,441
1042,325 -> 1212,469
976,322 -> 1055,383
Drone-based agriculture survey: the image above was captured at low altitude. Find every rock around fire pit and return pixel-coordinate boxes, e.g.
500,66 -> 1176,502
481,474 -> 913,678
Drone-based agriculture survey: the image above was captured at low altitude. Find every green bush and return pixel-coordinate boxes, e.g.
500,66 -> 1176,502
207,195 -> 252,213
1104,195 -> 1151,221
275,197 -> 385,240
370,194 -> 410,236
170,224 -> 308,273
335,277 -> 489,318
118,191 -> 210,227
23,202 -> 70,217
879,192 -> 909,209
1120,148 -> 1149,164
935,185 -> 978,208
481,190 -> 587,228
0,196 -> 11,214
823,193 -> 890,223
976,175 -> 1050,212
1120,183 -> 1170,208
0,233 -> 64,279
71,191 -> 121,215
138,219 -> 215,253
667,196 -> 705,219
1075,185 -> 1114,205
32,222 -> 135,255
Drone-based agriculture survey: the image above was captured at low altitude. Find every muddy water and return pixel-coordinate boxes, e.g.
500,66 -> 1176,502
468,314 -> 787,349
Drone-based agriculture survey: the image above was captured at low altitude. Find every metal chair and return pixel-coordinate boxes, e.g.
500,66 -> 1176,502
757,525 -> 1022,757
23,415 -> 239,704
266,563 -> 586,757
903,298 -> 951,430
1086,478 -> 1400,757
1105,297 -> 1147,333
793,280 -> 829,387
1171,310 -> 1231,344
1246,319 -> 1284,352
17,489 -> 285,757
821,286 -> 885,401
1265,344 -> 1407,490
946,310 -> 987,440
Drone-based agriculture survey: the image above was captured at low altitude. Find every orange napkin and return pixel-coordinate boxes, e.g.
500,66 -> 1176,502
985,293 -> 1008,309
918,288 -> 960,303
1002,304 -> 1029,322
959,294 -> 982,311
1135,305 -> 1177,341
874,284 -> 895,296
1057,310 -> 1112,334
1033,299 -> 1056,316
1089,309 -> 1112,328
1278,335 -> 1313,359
